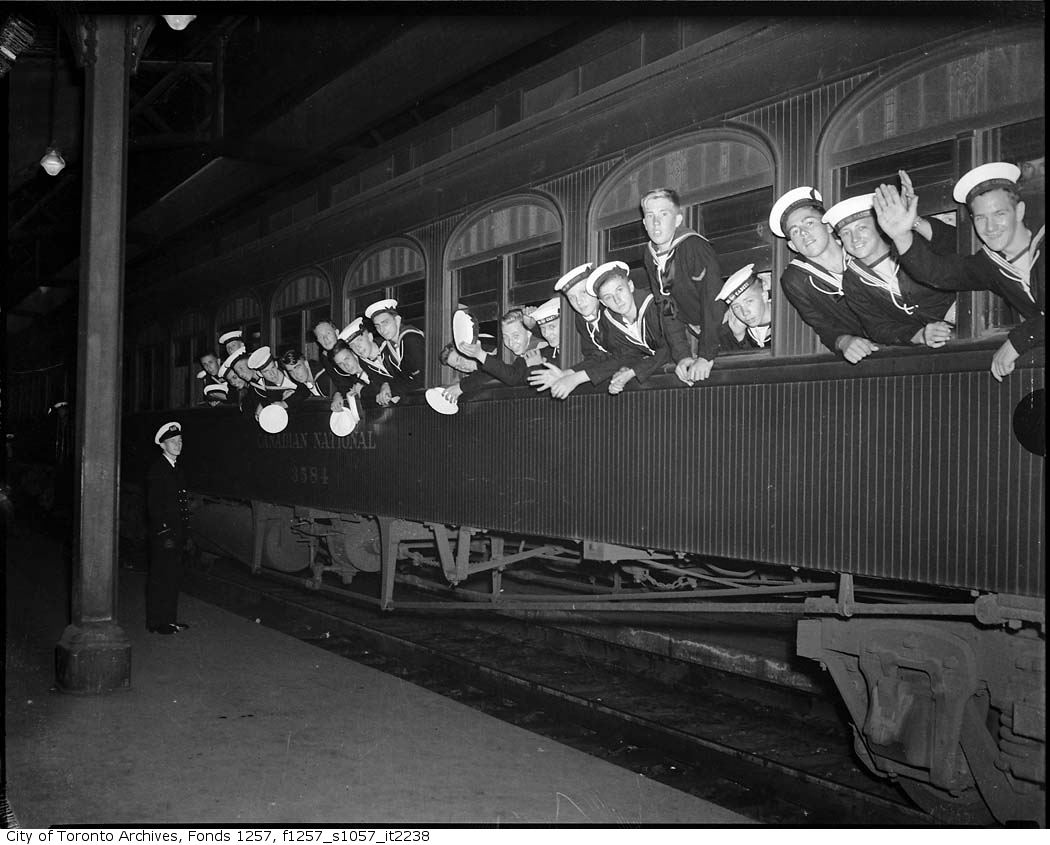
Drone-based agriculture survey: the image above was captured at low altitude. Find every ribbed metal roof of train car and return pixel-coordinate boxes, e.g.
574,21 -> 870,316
4,10 -> 599,336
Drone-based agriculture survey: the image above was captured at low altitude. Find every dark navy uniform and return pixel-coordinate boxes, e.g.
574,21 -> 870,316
569,310 -> 622,385
899,225 -> 1045,356
718,318 -> 771,351
643,227 -> 726,361
146,451 -> 189,631
600,288 -> 674,383
780,256 -> 867,353
285,361 -> 338,405
842,219 -> 958,345
479,338 -> 558,387
380,325 -> 426,392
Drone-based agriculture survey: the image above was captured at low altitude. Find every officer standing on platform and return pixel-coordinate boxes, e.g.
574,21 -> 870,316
146,422 -> 191,635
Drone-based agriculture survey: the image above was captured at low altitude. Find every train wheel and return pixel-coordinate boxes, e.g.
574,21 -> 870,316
900,780 -> 994,826
327,517 -> 382,575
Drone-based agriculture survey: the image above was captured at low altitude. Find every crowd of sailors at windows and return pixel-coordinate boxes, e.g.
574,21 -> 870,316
196,164 -> 1043,423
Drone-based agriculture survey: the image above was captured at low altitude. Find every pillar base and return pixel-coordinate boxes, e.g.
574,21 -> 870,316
55,621 -> 131,694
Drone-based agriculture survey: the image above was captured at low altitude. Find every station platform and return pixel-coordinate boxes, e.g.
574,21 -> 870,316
4,525 -> 750,827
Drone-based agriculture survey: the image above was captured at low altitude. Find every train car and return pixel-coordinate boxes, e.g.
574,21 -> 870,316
116,13 -> 1044,826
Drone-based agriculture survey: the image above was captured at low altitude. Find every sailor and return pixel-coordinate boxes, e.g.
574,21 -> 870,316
715,264 -> 773,351
456,308 -> 558,387
588,260 -> 674,394
770,186 -> 877,364
529,262 -> 624,399
312,320 -> 341,368
195,352 -> 223,401
201,381 -> 230,406
640,187 -> 724,383
874,162 -> 1045,381
329,343 -> 371,408
364,298 -> 425,389
145,421 -> 191,635
530,296 -> 562,359
246,345 -> 302,408
279,346 -> 337,402
824,192 -> 957,349
218,350 -> 255,415
218,329 -> 246,357
437,340 -> 501,405
339,317 -> 402,406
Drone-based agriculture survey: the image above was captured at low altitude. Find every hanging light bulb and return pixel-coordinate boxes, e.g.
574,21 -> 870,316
161,15 -> 196,31
40,147 -> 66,176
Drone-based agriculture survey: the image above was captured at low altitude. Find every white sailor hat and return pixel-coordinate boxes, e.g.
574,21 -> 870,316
953,162 -> 1021,205
154,421 -> 182,445
338,317 -> 367,343
716,264 -> 760,304
218,349 -> 246,379
364,298 -> 398,319
769,186 -> 824,238
554,262 -> 594,294
531,297 -> 561,324
203,382 -> 229,398
246,345 -> 275,370
822,194 -> 875,230
195,369 -> 207,380
218,329 -> 243,345
585,261 -> 631,297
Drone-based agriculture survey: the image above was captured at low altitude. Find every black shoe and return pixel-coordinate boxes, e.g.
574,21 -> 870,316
148,624 -> 178,635
173,622 -> 190,631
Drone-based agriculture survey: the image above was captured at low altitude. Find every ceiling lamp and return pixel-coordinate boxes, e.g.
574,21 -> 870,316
39,21 -> 63,176
40,148 -> 66,176
161,15 -> 196,31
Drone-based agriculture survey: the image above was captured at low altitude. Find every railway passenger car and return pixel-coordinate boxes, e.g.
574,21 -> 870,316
117,14 -> 1044,825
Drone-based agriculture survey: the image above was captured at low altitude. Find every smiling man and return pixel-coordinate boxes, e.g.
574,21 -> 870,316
769,186 -> 877,364
874,162 -> 1045,381
824,193 -> 957,350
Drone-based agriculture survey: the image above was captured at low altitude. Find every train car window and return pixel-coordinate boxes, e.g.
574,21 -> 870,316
448,200 -> 562,357
689,186 -> 774,276
271,273 -> 331,359
592,133 -> 775,356
511,242 -> 562,308
344,241 -> 427,336
456,257 -> 502,341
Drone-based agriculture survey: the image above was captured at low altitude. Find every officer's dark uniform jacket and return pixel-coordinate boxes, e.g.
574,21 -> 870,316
147,454 -> 189,543
479,337 -> 558,387
569,309 -> 622,385
379,325 -> 425,392
899,224 -> 1045,355
600,288 -> 674,383
842,218 -> 958,345
779,254 -> 867,353
643,227 -> 725,361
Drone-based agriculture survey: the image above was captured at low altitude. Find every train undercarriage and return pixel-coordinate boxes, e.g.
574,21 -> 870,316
128,491 -> 1045,826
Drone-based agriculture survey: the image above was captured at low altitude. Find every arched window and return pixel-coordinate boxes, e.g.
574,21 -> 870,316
820,32 -> 1044,339
215,293 -> 262,351
170,310 -> 210,408
447,197 -> 562,344
133,322 -> 169,412
592,130 -> 775,355
270,272 -> 331,361
344,240 -> 426,331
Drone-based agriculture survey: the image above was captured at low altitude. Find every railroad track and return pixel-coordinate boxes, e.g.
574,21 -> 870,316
184,556 -> 935,825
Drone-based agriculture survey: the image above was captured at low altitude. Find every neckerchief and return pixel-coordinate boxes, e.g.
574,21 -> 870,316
845,252 -> 916,315
648,230 -> 706,296
603,293 -> 657,353
982,225 -> 1043,303
789,256 -> 844,297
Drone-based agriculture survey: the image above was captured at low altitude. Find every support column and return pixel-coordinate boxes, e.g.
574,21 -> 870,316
55,15 -> 132,694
